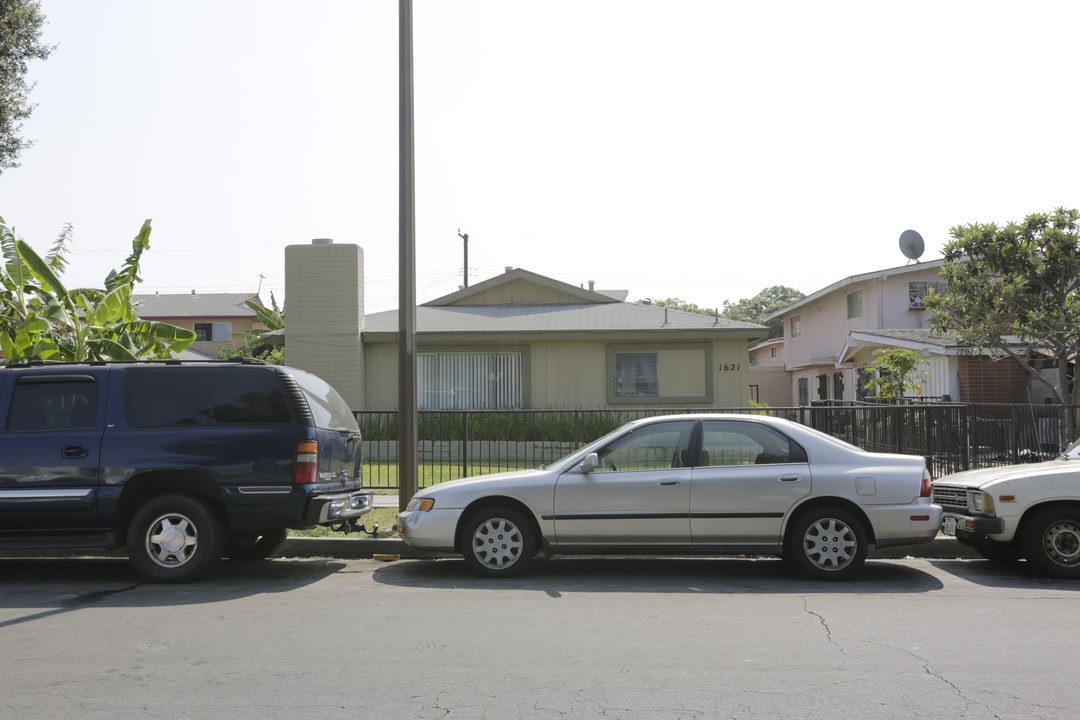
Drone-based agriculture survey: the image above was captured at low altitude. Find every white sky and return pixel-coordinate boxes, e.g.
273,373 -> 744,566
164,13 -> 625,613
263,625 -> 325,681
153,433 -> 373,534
2,1 -> 1078,313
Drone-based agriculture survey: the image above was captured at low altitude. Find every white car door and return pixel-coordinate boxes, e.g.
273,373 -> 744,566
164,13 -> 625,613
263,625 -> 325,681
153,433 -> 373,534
553,420 -> 694,546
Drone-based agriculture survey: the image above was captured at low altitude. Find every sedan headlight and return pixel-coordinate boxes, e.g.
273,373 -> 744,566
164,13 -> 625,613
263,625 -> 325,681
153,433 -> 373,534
970,490 -> 996,515
407,496 -> 435,512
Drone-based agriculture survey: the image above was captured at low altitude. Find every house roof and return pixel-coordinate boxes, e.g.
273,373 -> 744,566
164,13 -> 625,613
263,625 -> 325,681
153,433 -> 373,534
134,292 -> 262,318
766,258 -> 948,321
364,302 -> 765,339
362,267 -> 766,340
426,267 -> 623,306
838,328 -> 1027,364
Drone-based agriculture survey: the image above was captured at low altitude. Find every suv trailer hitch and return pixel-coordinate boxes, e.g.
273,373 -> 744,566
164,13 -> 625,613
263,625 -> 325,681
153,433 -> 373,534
330,518 -> 380,537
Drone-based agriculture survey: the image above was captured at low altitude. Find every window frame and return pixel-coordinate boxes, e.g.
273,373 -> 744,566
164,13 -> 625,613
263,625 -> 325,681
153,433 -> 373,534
607,343 -> 712,405
846,290 -> 863,319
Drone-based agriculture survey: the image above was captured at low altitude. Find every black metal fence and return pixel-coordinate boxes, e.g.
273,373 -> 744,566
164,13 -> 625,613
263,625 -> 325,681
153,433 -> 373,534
355,403 -> 1077,490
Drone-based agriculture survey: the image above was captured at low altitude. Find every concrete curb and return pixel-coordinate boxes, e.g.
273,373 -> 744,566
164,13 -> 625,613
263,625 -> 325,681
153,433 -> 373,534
274,535 -> 981,561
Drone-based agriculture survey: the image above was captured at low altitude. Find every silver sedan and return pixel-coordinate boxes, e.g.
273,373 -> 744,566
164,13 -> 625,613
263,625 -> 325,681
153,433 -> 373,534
395,414 -> 942,579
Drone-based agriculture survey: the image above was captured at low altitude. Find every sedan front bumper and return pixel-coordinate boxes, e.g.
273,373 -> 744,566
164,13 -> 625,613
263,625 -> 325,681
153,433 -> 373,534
941,512 -> 1005,539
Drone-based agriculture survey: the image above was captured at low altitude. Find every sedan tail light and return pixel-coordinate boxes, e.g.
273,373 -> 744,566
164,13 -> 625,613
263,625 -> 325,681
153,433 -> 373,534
295,441 -> 319,484
920,467 -> 932,498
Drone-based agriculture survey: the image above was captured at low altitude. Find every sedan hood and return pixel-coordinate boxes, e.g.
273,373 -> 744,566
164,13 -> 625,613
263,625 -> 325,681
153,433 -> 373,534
935,459 -> 1074,489
417,467 -> 554,503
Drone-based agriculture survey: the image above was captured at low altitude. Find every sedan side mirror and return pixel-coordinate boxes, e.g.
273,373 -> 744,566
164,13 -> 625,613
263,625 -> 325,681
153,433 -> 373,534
578,452 -> 600,473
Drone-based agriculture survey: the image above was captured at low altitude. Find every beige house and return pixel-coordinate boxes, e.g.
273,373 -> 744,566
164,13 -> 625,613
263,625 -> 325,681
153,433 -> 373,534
764,258 -> 1046,404
134,292 -> 264,357
766,260 -> 952,404
747,337 -> 789,406
284,240 -> 767,410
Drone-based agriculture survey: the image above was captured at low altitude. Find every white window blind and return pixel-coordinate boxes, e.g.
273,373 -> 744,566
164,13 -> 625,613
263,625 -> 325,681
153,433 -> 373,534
418,352 -> 523,409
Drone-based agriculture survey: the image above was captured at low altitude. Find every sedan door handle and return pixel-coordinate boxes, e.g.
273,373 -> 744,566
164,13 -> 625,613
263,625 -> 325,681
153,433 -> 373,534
659,479 -> 681,486
62,445 -> 89,459
778,474 -> 802,482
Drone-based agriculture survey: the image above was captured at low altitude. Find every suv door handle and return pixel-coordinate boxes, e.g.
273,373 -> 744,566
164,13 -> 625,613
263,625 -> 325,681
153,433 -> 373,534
779,474 -> 802,482
62,445 -> 89,459
659,479 -> 681,486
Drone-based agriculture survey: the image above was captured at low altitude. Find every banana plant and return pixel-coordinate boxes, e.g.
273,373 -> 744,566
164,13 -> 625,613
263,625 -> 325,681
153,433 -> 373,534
0,216 -> 196,362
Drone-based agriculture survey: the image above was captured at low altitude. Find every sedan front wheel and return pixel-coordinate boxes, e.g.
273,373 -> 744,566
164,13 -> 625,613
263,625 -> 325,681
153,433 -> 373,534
785,506 -> 868,580
461,506 -> 537,578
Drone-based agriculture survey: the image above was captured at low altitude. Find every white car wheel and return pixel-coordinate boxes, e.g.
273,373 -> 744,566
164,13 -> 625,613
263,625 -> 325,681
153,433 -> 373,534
1021,507 -> 1080,579
462,506 -> 536,577
785,507 -> 868,580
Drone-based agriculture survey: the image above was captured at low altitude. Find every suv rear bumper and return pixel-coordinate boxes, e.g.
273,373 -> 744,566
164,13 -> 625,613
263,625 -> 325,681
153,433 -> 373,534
306,490 -> 374,525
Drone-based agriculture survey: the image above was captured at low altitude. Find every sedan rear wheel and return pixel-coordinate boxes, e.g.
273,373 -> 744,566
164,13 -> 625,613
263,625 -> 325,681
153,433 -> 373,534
1020,506 -> 1080,579
785,506 -> 868,580
461,506 -> 536,578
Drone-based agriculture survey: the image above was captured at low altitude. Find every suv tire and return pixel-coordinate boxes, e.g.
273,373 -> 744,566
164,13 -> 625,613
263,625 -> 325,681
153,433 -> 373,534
126,494 -> 224,583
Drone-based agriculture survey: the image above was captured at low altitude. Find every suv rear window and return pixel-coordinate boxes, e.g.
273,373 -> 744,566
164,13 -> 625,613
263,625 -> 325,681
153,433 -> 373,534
287,367 -> 359,432
125,367 -> 292,426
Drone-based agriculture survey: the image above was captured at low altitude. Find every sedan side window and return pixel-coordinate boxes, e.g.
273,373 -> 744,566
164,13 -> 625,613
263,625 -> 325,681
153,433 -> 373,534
701,420 -> 807,467
594,421 -> 694,472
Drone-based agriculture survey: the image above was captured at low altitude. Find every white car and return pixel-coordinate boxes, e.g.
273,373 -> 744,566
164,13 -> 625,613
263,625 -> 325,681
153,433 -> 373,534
395,414 -> 941,579
933,440 -> 1080,577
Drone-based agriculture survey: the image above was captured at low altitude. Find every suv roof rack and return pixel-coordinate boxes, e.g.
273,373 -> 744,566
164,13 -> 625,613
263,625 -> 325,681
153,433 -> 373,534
3,357 -> 269,369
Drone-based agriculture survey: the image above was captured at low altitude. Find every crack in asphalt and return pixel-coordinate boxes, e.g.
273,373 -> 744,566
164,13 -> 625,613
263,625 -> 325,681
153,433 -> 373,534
800,596 -> 847,655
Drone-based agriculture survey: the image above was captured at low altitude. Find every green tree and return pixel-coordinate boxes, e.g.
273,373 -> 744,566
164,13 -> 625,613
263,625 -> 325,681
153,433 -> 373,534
0,0 -> 54,173
864,348 -> 925,400
926,207 -> 1080,443
0,216 -> 197,361
721,285 -> 805,337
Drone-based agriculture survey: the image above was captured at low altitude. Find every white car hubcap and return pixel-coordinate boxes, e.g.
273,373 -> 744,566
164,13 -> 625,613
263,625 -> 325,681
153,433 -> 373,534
803,518 -> 856,571
472,518 -> 523,570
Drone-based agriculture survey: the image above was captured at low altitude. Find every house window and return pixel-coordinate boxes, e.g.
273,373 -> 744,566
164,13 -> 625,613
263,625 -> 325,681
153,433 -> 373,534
846,290 -> 863,319
797,377 -> 809,405
908,281 -> 945,309
418,351 -> 523,410
193,322 -> 232,342
790,316 -> 802,337
770,347 -> 777,359
614,351 -> 659,398
833,372 -> 844,401
816,374 -> 828,400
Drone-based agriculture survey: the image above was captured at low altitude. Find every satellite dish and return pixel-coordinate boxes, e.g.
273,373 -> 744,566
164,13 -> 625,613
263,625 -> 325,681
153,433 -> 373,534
899,229 -> 925,262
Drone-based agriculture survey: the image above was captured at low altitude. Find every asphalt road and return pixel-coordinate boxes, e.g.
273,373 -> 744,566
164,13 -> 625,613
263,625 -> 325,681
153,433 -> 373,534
1,554 -> 1077,720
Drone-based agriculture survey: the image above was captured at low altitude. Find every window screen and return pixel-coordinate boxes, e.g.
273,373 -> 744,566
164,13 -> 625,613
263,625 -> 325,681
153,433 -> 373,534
614,351 -> 658,397
417,352 -> 523,410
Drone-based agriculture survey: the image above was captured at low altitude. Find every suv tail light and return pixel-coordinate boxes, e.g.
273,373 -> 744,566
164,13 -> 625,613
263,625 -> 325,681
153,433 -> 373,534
295,441 -> 319,484
920,467 -> 932,498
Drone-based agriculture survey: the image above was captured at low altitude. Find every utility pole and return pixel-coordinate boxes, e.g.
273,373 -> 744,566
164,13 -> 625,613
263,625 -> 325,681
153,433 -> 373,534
397,0 -> 418,511
458,229 -> 469,288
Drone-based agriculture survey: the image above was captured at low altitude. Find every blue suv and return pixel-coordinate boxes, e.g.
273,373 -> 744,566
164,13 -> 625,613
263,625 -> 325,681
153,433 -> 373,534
0,359 -> 371,582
